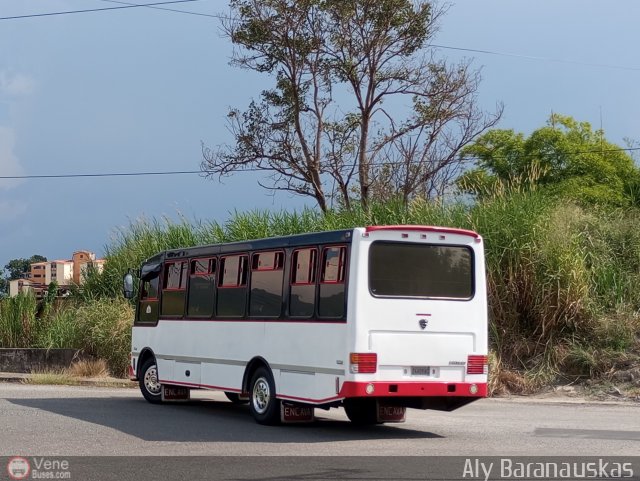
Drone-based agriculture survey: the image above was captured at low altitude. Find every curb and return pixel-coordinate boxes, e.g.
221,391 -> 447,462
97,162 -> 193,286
0,372 -> 136,388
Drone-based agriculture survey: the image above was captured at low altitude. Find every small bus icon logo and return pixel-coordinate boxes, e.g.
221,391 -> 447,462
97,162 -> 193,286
7,457 -> 31,480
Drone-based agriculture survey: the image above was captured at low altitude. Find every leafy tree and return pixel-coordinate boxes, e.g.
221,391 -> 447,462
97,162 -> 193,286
202,0 -> 501,211
0,255 -> 48,295
3,255 -> 47,280
457,114 -> 639,206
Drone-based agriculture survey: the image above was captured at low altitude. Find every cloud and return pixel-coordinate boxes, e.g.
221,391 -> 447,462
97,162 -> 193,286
0,71 -> 36,97
0,127 -> 24,190
0,199 -> 28,222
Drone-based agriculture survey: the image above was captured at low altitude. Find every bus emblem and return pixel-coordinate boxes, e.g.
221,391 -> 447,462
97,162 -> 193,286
418,319 -> 428,329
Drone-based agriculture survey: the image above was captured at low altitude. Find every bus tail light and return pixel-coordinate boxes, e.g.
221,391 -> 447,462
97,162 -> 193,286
349,353 -> 377,374
467,355 -> 488,375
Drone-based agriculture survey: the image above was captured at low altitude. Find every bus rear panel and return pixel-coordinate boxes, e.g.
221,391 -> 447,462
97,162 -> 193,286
340,226 -> 488,413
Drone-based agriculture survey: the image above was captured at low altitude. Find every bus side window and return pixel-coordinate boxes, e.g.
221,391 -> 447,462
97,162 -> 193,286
290,248 -> 317,318
319,246 -> 346,318
250,251 -> 284,318
217,255 -> 248,318
142,276 -> 159,300
187,258 -> 216,318
161,261 -> 188,318
138,274 -> 160,324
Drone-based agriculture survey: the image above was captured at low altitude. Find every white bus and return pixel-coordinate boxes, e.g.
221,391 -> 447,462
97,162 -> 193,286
124,225 -> 488,425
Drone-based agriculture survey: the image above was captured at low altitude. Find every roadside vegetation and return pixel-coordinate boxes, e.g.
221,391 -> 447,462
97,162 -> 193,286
0,295 -> 133,377
4,189 -> 638,392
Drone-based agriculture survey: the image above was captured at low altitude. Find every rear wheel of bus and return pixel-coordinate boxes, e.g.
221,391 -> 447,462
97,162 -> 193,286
249,367 -> 280,425
139,357 -> 163,404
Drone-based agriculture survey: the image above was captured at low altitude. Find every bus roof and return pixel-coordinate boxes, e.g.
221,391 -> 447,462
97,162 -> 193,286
142,228 -> 354,266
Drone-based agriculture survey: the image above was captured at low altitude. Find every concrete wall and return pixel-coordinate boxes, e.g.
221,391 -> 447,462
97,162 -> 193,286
0,348 -> 85,373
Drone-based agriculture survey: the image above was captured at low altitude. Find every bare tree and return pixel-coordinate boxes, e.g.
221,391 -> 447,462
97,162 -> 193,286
202,0 -> 502,211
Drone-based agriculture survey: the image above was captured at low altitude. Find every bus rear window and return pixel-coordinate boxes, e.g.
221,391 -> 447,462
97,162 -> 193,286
369,242 -> 473,299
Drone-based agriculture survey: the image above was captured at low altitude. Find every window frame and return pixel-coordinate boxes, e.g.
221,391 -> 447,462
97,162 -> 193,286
290,248 -> 318,286
251,251 -> 285,272
320,246 -> 347,285
162,261 -> 188,292
367,241 -> 475,301
190,257 -> 216,277
218,254 -> 249,289
186,256 -> 217,319
249,250 -> 286,319
141,276 -> 160,301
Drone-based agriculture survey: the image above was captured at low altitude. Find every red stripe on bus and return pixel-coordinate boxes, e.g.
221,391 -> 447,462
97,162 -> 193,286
159,380 -> 242,393
159,380 -> 339,403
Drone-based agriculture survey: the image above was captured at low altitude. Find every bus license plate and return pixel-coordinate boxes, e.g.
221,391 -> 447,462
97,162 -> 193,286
411,366 -> 431,376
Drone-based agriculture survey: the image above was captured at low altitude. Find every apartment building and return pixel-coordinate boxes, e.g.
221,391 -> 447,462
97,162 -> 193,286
9,250 -> 105,298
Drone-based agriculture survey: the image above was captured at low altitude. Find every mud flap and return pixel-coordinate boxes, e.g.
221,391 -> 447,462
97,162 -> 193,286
161,385 -> 190,402
377,401 -> 406,423
280,402 -> 315,423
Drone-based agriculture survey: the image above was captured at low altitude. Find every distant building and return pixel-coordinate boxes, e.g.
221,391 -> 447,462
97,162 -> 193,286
9,250 -> 105,298
9,278 -> 35,298
50,260 -> 74,285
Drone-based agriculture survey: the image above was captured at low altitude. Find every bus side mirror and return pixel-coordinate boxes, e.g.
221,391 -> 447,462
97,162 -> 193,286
123,271 -> 134,299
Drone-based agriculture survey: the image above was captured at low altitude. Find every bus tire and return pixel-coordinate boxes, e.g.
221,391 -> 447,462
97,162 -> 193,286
344,399 -> 381,425
225,392 -> 248,405
139,357 -> 163,404
249,367 -> 280,425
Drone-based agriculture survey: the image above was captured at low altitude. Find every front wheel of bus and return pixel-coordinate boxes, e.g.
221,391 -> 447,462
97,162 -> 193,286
249,367 -> 280,425
139,358 -> 163,404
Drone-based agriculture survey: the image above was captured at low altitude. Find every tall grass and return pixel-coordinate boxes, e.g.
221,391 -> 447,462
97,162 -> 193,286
6,192 -> 639,388
0,297 -> 133,377
0,293 -> 37,347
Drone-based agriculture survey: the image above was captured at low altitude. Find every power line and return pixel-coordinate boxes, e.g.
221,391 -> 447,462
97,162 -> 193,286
2,146 -> 639,180
0,0 -> 201,21
0,170 -> 201,179
431,44 -> 640,72
99,0 -> 219,18
2,2 -> 638,72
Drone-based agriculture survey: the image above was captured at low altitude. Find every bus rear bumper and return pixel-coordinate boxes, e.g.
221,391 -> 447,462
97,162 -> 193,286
339,381 -> 487,412
339,381 -> 487,398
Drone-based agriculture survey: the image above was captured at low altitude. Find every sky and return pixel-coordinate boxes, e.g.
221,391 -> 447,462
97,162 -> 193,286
1,0 -> 639,263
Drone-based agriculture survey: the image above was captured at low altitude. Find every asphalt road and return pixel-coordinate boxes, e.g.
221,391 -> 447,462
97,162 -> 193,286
1,383 -> 638,458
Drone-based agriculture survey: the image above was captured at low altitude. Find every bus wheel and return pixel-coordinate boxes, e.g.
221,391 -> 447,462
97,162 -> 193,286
249,367 -> 280,425
344,399 -> 381,425
139,358 -> 163,404
225,392 -> 248,405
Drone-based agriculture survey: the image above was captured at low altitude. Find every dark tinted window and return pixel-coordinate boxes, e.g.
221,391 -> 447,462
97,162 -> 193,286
318,246 -> 346,318
142,276 -> 159,300
290,249 -> 317,318
138,272 -> 159,324
219,255 -> 248,287
217,255 -> 248,318
164,262 -> 187,290
187,258 -> 216,318
250,252 -> 284,317
161,261 -> 187,317
369,242 -> 473,299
